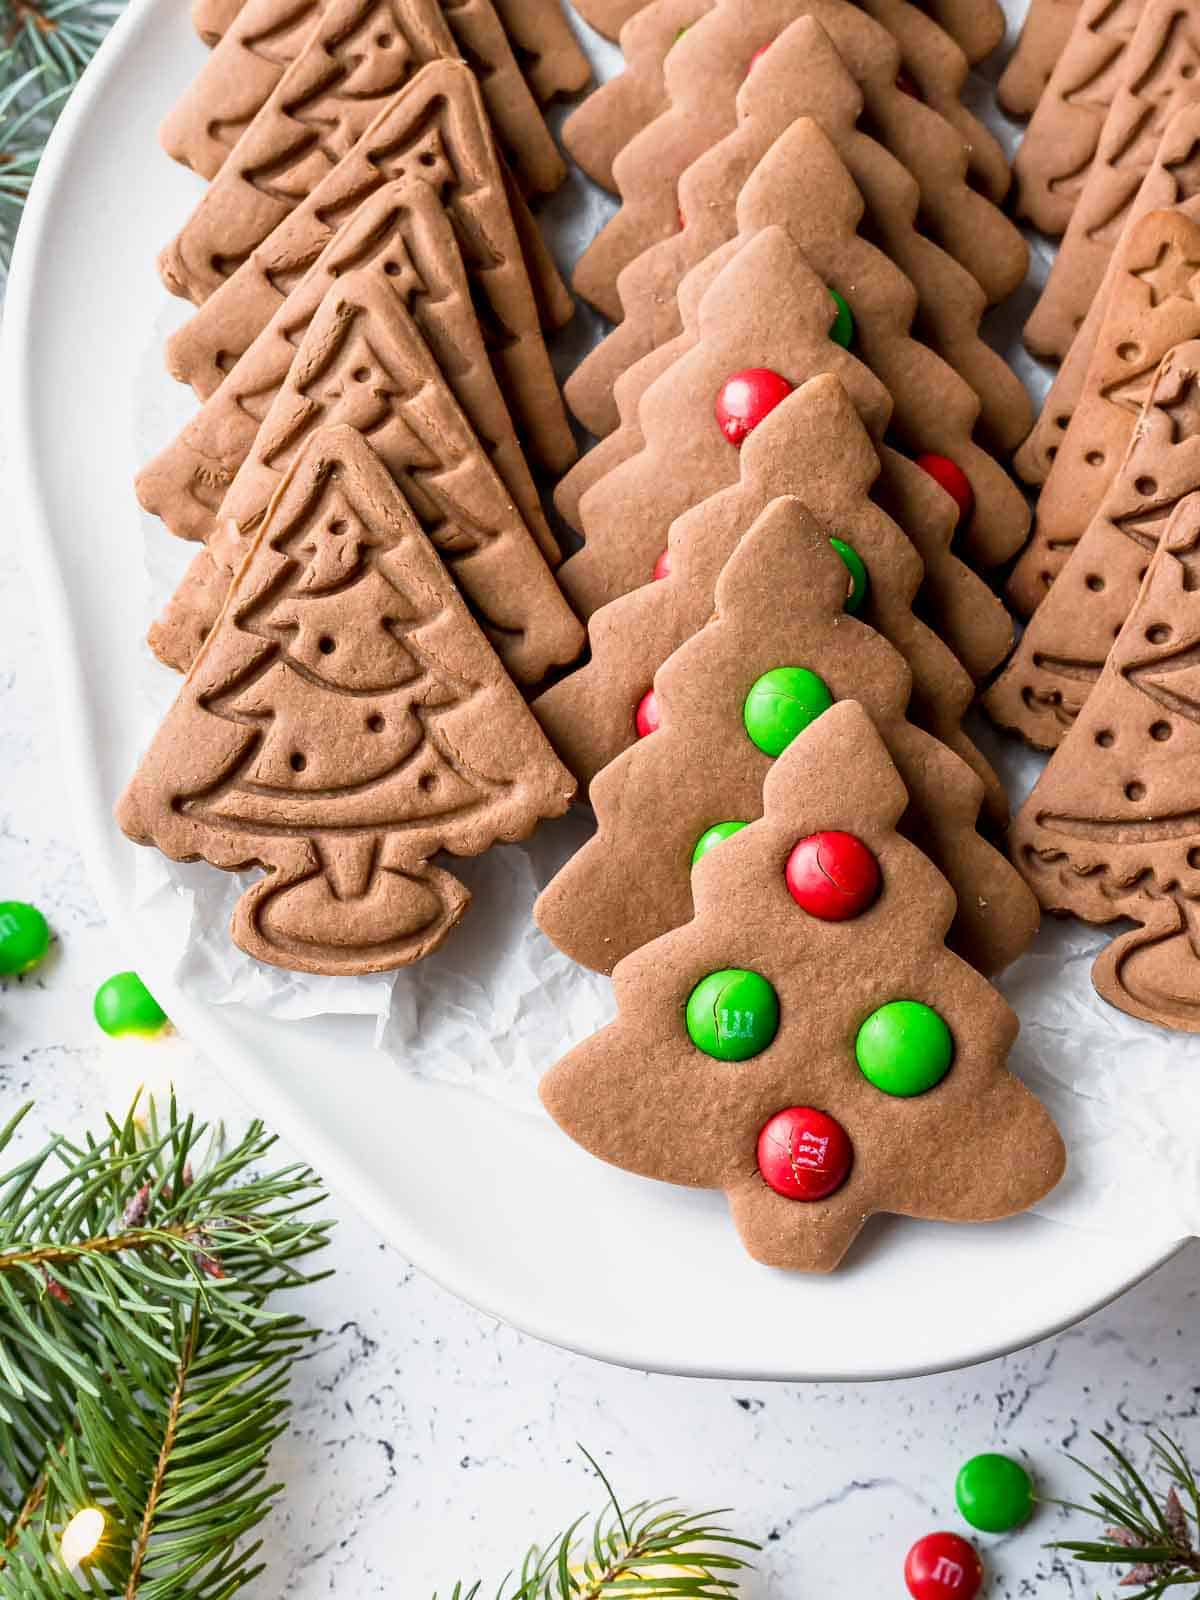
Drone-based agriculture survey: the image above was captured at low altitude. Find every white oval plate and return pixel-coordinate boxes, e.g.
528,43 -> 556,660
5,0 -> 1184,1379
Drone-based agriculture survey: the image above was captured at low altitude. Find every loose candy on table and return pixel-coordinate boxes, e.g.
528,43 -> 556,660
0,902 -> 51,975
94,972 -> 170,1039
955,1452 -> 1034,1532
904,1531 -> 983,1600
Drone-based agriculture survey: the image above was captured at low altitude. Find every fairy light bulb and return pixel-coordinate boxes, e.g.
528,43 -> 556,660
61,1506 -> 105,1569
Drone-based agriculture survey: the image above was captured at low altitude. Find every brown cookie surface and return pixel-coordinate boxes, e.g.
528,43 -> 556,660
540,697 -> 1062,1273
999,0 -> 1083,116
119,425 -> 576,976
152,270 -> 584,686
193,0 -> 248,45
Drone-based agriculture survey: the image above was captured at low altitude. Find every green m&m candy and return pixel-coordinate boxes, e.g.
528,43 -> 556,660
742,667 -> 833,757
691,820 -> 749,867
828,288 -> 855,349
855,999 -> 952,1096
686,969 -> 779,1060
94,972 -> 169,1039
955,1453 -> 1034,1533
829,537 -> 868,614
0,902 -> 50,975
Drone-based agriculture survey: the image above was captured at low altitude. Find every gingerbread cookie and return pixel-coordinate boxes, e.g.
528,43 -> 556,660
163,61 -> 575,475
1006,208 -> 1200,619
140,180 -> 559,568
999,0 -> 1082,117
570,0 -> 1025,323
1024,0 -> 1200,363
1013,0 -> 1147,237
120,425 -> 576,977
151,270 -> 584,686
1016,103 -> 1200,488
536,499 -> 1036,983
193,0 -> 247,46
988,341 -> 1200,748
535,373 -> 1009,822
566,16 -> 1030,455
1011,490 -> 1200,1031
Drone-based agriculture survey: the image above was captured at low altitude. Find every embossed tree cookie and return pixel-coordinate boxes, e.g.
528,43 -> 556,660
540,697 -> 1063,1273
118,426 -> 576,977
988,342 -> 1200,749
163,60 -> 575,474
566,16 -> 1030,454
1011,491 -> 1200,1031
1024,0 -> 1200,364
152,269 -> 584,686
1006,208 -> 1200,619
998,0 -> 1083,118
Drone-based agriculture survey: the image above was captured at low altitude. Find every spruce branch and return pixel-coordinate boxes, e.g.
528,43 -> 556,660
0,1095 -> 333,1598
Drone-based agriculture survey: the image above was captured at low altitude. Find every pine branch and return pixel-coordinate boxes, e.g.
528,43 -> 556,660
0,1095 -> 333,1598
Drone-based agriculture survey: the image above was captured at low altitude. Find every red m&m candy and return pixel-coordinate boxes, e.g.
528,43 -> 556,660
715,369 -> 793,447
916,454 -> 974,525
785,832 -> 880,920
904,1532 -> 983,1600
757,1107 -> 852,1200
747,39 -> 772,72
653,547 -> 672,580
635,690 -> 660,738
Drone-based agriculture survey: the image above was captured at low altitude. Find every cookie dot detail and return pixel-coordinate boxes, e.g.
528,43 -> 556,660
757,1106 -> 852,1200
691,820 -> 749,867
743,667 -> 833,756
635,689 -> 660,738
856,999 -> 953,1097
916,453 -> 974,524
685,969 -> 779,1060
828,288 -> 854,348
785,832 -> 880,920
715,368 -> 793,447
829,536 -> 868,613
652,547 -> 672,580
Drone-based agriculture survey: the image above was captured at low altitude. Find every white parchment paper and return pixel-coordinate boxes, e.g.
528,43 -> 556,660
132,0 -> 1200,1245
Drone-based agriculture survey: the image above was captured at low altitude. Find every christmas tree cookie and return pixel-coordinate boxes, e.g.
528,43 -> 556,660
1005,207 -> 1200,620
568,0 -> 1022,322
566,16 -> 1029,454
1011,490 -> 1200,1031
540,697 -> 1063,1273
998,0 -> 1082,117
536,374 -> 1010,818
989,341 -> 1200,748
537,497 -> 1036,979
151,269 -> 584,685
1024,0 -> 1200,363
139,178 -> 558,568
118,426 -> 576,976
162,60 -> 575,475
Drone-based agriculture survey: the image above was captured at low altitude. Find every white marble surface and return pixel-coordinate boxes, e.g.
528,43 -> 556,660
2,491 -> 1199,1597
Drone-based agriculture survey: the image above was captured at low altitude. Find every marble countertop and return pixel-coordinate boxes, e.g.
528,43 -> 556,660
2,516 -> 1197,1599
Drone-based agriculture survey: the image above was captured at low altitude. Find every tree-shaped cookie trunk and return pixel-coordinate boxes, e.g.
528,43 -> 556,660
565,14 -> 1030,454
164,61 -> 575,474
151,269 -> 584,685
1012,0 -> 1148,237
119,426 -> 576,976
568,0 -> 1022,322
988,341 -> 1200,749
540,698 -> 1063,1274
138,178 -> 558,569
1011,491 -> 1200,1031
535,374 -> 1010,821
1025,0 -> 1200,364
536,498 -> 1037,979
562,0 -> 1009,206
998,0 -> 1083,118
1017,104 -> 1200,488
1005,208 -> 1200,619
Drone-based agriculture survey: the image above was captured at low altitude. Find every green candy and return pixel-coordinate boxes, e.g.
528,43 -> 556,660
0,902 -> 50,975
829,537 -> 868,614
742,667 -> 833,757
94,972 -> 169,1039
855,999 -> 952,1096
955,1453 -> 1034,1533
685,969 -> 779,1061
828,288 -> 855,348
691,820 -> 749,867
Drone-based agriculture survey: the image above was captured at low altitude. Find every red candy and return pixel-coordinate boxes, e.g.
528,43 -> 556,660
747,40 -> 772,72
905,1533 -> 983,1600
635,689 -> 661,738
785,831 -> 880,920
715,368 -> 793,447
916,453 -> 974,525
895,68 -> 921,97
757,1107 -> 852,1201
653,547 -> 672,581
